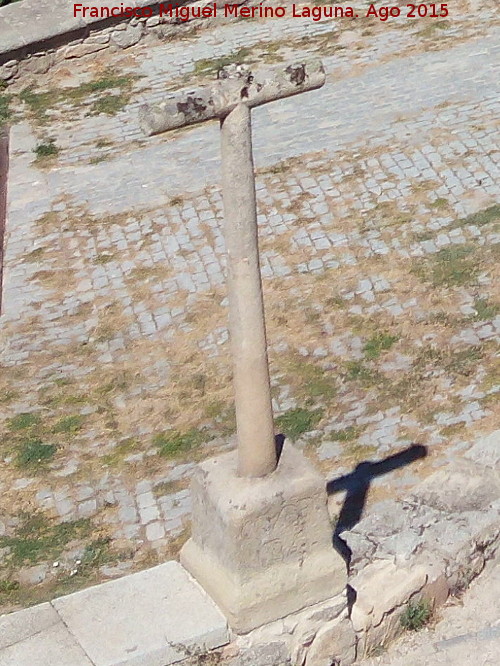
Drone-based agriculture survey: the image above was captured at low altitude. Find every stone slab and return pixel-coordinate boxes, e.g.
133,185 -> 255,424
0,602 -> 61,650
0,606 -> 93,666
410,459 -> 500,513
52,561 -> 229,666
465,430 -> 500,469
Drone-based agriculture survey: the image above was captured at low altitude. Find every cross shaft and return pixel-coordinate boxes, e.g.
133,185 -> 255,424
140,60 -> 325,477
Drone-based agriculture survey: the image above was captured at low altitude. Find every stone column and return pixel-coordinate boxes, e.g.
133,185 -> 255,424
220,103 -> 276,478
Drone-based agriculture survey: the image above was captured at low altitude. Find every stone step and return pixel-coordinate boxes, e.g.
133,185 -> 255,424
0,561 -> 229,666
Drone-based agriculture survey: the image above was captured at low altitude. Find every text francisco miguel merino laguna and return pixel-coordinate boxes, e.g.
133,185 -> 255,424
73,3 -> 359,21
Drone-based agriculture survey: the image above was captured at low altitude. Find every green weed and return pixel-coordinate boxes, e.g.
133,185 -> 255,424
23,247 -> 46,262
80,537 -> 112,569
34,139 -> 59,160
413,245 -> 478,288
453,204 -> 500,229
89,155 -> 111,165
0,579 -> 20,594
444,346 -> 483,376
330,426 -> 362,442
7,412 -> 40,431
363,332 -> 399,360
101,437 -> 140,467
0,514 -> 91,566
275,407 -> 323,441
153,429 -> 207,458
193,47 -> 253,76
344,361 -> 382,386
52,414 -> 83,434
20,72 -> 138,123
0,92 -> 12,126
471,298 -> 499,321
16,439 -> 57,469
400,598 -> 432,631
153,479 -> 189,498
0,391 -> 18,404
93,253 -> 114,264
284,357 -> 337,405
89,94 -> 128,116
430,197 -> 449,209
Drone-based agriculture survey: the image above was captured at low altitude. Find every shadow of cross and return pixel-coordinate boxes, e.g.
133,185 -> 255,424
139,59 -> 325,479
326,444 -> 428,567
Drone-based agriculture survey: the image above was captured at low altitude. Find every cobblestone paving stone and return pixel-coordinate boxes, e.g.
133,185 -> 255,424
0,5 -> 499,610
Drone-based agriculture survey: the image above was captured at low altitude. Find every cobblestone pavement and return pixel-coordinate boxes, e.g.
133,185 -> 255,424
0,6 -> 499,609
359,554 -> 500,665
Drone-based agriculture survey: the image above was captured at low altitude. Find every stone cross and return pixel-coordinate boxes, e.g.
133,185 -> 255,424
139,60 -> 325,479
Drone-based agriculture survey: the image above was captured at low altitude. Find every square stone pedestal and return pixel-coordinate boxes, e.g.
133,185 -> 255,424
180,444 -> 346,634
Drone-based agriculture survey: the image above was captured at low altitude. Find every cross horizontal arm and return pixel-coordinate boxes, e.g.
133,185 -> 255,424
139,59 -> 325,136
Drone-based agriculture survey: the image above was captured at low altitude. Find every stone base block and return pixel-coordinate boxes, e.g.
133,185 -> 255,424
180,444 -> 346,634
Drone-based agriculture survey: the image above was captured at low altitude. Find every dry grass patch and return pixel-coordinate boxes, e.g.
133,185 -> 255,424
19,71 -> 140,124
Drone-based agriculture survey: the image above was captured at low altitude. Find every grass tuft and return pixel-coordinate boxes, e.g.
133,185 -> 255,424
0,514 -> 92,566
454,204 -> 500,229
413,245 -> 478,288
344,360 -> 382,386
400,598 -> 432,631
89,94 -> 128,116
34,139 -> 59,160
20,72 -> 138,123
275,407 -> 323,441
7,412 -> 40,431
153,429 -> 207,458
363,332 -> 399,360
52,414 -> 84,434
0,91 -> 12,126
193,47 -> 253,76
0,580 -> 20,595
16,440 -> 57,469
330,426 -> 362,442
471,297 -> 499,321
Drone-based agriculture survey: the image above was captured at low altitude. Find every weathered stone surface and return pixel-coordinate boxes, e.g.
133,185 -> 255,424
0,61 -> 18,81
220,100 -> 277,478
305,615 -> 356,666
421,568 -> 450,609
0,603 -> 60,650
350,561 -> 428,630
110,24 -> 143,49
227,642 -> 291,666
146,16 -> 161,28
18,54 -> 53,75
17,564 -> 49,586
350,605 -> 371,635
0,621 -> 94,666
63,42 -> 108,59
84,33 -> 111,46
291,595 -> 347,666
410,460 -> 500,513
181,445 -> 346,634
356,553 -> 500,666
53,561 -> 229,666
465,430 -> 500,468
139,59 -> 326,135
